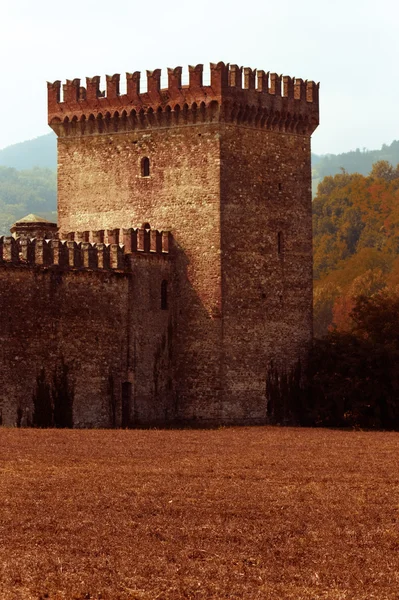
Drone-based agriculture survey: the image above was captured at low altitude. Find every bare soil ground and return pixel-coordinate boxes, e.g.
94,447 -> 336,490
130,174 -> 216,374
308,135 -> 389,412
0,427 -> 398,600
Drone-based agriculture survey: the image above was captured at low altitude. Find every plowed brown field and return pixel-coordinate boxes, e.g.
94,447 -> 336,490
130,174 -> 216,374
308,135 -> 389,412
0,427 -> 398,599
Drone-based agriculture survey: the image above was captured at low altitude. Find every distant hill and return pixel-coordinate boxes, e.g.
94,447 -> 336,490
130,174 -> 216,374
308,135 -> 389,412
0,134 -> 57,170
311,140 -> 399,195
0,135 -> 56,234
313,140 -> 399,178
0,166 -> 56,235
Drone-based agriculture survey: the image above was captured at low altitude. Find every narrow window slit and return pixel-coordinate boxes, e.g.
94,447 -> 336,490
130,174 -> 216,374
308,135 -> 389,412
141,157 -> 150,177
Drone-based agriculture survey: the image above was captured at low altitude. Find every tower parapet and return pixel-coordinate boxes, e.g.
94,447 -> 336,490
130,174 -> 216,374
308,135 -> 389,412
48,62 -> 319,137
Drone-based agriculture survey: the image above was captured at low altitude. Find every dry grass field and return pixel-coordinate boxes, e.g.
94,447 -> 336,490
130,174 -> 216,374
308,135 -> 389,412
0,427 -> 398,600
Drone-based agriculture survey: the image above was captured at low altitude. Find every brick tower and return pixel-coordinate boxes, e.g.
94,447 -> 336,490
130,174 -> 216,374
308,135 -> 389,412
48,62 -> 319,424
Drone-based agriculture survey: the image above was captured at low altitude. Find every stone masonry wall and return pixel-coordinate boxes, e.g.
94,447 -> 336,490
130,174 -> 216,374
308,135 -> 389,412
219,125 -> 313,422
55,121 -> 314,424
0,258 -> 173,427
127,252 -> 175,424
57,125 -> 224,422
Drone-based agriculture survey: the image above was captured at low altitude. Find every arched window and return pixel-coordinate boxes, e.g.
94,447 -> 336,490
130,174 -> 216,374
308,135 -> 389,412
277,231 -> 284,255
161,280 -> 168,310
141,157 -> 150,177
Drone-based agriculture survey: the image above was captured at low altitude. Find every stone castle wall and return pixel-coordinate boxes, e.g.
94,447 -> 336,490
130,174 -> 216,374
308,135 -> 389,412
219,125 -> 313,421
56,125 -> 224,422
0,235 -> 174,427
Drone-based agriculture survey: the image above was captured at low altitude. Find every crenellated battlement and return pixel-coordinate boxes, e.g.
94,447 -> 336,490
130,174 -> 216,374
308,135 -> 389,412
48,62 -> 319,137
66,227 -> 170,253
0,227 -> 170,271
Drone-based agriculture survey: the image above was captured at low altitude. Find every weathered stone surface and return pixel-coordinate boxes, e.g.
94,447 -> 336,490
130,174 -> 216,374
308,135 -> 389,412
219,125 -> 313,421
0,249 -> 173,428
0,61 -> 318,427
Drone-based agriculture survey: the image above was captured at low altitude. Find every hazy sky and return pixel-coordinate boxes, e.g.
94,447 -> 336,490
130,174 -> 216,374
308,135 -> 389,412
1,0 -> 398,155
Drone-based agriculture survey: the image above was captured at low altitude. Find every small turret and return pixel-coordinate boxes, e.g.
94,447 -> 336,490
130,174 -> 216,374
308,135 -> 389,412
10,214 -> 58,240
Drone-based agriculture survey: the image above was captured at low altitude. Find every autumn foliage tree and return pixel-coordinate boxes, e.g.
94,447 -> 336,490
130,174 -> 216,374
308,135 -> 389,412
309,163 -> 399,429
313,161 -> 399,337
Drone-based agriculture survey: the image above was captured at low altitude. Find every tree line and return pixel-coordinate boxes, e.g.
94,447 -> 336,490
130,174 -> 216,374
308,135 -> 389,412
303,159 -> 399,429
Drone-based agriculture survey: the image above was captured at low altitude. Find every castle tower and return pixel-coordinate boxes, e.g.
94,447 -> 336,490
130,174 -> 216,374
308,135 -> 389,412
48,62 -> 319,424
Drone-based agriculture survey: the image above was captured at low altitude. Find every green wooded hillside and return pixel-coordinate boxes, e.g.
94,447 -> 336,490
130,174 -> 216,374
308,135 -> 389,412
0,135 -> 57,233
0,167 -> 57,235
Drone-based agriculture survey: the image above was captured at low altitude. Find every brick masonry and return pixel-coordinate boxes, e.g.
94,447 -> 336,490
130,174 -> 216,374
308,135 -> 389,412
0,62 -> 318,427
